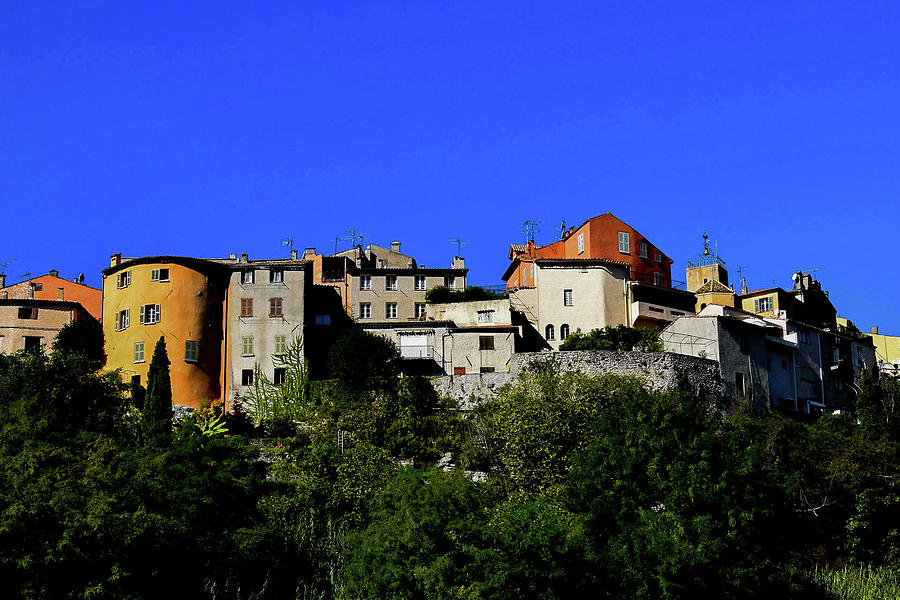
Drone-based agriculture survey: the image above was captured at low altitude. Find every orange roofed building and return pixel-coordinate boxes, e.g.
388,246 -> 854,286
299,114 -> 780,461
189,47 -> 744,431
1,270 -> 102,320
503,213 -> 696,349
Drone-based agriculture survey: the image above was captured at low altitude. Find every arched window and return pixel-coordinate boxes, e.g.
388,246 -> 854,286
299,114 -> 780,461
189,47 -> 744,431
545,324 -> 555,340
560,324 -> 570,340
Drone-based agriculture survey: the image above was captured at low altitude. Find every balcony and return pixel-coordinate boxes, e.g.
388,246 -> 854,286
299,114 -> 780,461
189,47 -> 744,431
400,345 -> 432,359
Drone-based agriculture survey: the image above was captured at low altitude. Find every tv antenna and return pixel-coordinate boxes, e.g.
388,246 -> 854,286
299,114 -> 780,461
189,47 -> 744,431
523,220 -> 542,243
558,220 -> 567,240
0,259 -> 15,276
736,266 -> 748,293
281,238 -> 293,248
448,238 -> 470,256
800,267 -> 824,277
345,230 -> 366,248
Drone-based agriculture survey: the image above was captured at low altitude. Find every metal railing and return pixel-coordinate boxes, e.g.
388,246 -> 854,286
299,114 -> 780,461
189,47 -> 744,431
400,345 -> 431,359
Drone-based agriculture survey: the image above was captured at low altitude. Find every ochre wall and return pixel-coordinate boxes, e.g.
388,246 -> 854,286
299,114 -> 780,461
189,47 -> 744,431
103,262 -> 224,409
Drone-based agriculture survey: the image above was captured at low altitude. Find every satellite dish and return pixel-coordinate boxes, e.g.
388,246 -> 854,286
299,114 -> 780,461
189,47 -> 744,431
78,273 -> 85,283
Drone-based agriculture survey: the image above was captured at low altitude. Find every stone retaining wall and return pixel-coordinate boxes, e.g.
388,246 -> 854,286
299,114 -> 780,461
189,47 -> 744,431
431,350 -> 721,410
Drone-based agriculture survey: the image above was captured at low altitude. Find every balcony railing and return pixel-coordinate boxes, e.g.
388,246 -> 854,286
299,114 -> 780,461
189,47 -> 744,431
400,345 -> 432,359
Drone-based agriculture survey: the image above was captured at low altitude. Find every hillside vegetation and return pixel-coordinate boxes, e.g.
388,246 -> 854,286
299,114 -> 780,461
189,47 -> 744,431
1,327 -> 899,599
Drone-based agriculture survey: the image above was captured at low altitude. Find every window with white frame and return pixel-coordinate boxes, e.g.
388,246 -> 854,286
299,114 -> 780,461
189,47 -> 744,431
577,233 -> 584,254
269,269 -> 283,283
415,303 -> 426,319
185,340 -> 198,362
359,303 -> 371,319
139,304 -> 160,325
545,324 -> 555,340
117,270 -> 131,288
477,310 -> 494,324
563,289 -> 573,306
134,341 -> 145,363
359,275 -> 371,290
240,270 -> 255,284
274,335 -> 287,355
653,272 -> 664,286
654,253 -> 663,263
639,241 -> 648,258
754,296 -> 773,312
618,231 -> 630,253
116,309 -> 130,331
415,275 -> 426,291
444,276 -> 456,289
385,303 -> 398,319
151,268 -> 170,282
561,324 -> 570,339
385,275 -> 398,291
241,336 -> 254,356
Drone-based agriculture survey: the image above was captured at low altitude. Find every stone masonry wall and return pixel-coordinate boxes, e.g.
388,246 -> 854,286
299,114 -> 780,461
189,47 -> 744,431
431,350 -> 722,410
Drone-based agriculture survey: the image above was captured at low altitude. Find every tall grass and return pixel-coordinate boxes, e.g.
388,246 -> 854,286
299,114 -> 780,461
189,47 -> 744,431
812,565 -> 900,600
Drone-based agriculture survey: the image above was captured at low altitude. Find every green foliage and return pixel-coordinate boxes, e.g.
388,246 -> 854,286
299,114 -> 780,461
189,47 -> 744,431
856,371 -> 900,440
143,336 -> 172,445
327,330 -> 399,392
424,285 -> 506,304
559,324 -> 663,352
811,564 -> 900,600
52,316 -> 106,369
244,336 -> 311,430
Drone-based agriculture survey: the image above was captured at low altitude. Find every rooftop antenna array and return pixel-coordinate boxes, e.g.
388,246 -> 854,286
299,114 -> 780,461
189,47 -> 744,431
736,265 -> 748,293
281,238 -> 293,256
448,238 -> 470,257
345,230 -> 366,249
558,220 -> 567,240
799,267 -> 824,278
523,220 -> 542,243
0,259 -> 15,276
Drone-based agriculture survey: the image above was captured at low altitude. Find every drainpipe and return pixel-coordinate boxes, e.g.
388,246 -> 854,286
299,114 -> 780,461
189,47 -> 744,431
816,332 -> 825,411
441,331 -> 452,375
792,347 -> 798,408
222,277 -> 230,412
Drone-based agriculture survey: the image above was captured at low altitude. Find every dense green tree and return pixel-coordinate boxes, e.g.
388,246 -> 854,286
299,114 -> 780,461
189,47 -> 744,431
143,336 -> 172,445
559,324 -> 663,352
52,316 -> 106,369
327,330 -> 399,392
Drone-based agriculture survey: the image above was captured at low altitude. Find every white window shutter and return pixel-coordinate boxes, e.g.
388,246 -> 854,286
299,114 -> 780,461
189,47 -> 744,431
139,306 -> 145,324
155,304 -> 160,322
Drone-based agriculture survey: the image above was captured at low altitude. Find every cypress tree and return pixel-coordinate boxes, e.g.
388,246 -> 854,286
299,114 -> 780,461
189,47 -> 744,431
144,335 -> 173,444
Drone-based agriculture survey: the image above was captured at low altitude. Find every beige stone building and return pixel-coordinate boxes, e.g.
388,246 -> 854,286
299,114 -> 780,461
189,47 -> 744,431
0,298 -> 96,354
224,253 -> 311,405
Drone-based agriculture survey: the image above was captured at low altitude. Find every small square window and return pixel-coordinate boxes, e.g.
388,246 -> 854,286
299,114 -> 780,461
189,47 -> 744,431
386,303 -> 398,319
618,231 -> 630,253
151,268 -> 170,282
444,276 -> 456,290
385,275 -> 398,291
134,341 -> 145,363
240,270 -> 255,285
274,368 -> 286,385
269,297 -> 283,317
185,340 -> 198,362
754,296 -> 773,312
24,336 -> 41,351
116,309 -> 131,331
140,304 -> 160,325
241,336 -> 254,356
241,369 -> 254,386
33,282 -> 42,291
477,310 -> 494,324
563,289 -> 573,306
17,306 -> 38,319
479,336 -> 495,350
359,275 -> 371,290
241,298 -> 253,317
270,269 -> 283,283
654,253 -> 663,263
117,271 -> 131,289
415,275 -> 426,291
359,303 -> 371,319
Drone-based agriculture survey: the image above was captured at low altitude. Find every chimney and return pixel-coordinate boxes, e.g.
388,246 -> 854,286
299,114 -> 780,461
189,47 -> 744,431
27,283 -> 34,299
391,240 -> 401,253
290,249 -> 298,260
872,326 -> 879,335
452,256 -> 466,269
57,288 -> 64,300
49,269 -> 58,278
110,253 -> 122,268
0,274 -> 5,287
240,253 -> 248,263
303,247 -> 316,257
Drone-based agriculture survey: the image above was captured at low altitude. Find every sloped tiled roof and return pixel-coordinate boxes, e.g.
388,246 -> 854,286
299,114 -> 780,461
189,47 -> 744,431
695,279 -> 733,294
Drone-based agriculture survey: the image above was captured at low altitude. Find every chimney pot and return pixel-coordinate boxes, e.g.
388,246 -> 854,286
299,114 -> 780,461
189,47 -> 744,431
290,249 -> 298,260
303,247 -> 316,257
110,253 -> 122,268
229,253 -> 237,260
49,269 -> 59,278
240,253 -> 248,263
0,274 -> 5,287
390,240 -> 401,253
872,326 -> 879,334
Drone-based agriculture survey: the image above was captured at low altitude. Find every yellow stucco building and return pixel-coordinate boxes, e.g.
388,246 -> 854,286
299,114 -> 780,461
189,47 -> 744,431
103,254 -> 230,409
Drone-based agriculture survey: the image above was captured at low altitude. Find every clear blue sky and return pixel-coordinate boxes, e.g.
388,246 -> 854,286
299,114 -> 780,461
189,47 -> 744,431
2,2 -> 899,332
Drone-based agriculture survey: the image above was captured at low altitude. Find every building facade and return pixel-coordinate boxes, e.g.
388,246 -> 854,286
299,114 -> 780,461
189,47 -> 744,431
0,298 -> 96,354
1,270 -> 102,320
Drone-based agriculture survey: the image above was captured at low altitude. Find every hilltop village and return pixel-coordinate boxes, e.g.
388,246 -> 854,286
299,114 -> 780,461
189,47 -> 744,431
1,212 -> 895,413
